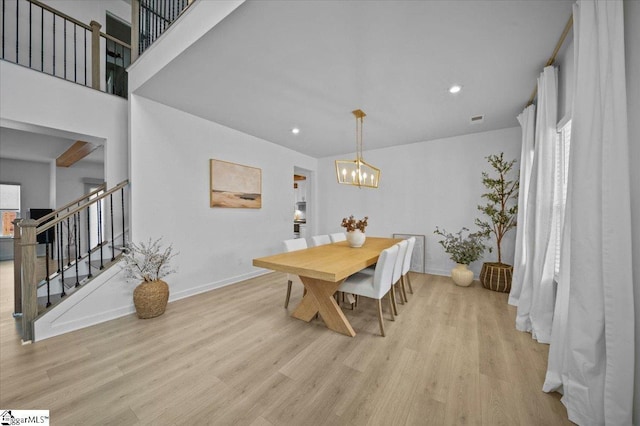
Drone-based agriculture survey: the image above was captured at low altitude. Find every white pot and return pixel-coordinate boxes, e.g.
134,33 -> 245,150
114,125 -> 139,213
346,230 -> 366,248
451,263 -> 474,287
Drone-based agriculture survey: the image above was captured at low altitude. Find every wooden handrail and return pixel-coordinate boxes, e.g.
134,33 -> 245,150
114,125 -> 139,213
27,0 -> 92,31
36,180 -> 129,234
101,33 -> 132,50
18,179 -> 129,342
35,183 -> 106,226
27,0 -> 131,50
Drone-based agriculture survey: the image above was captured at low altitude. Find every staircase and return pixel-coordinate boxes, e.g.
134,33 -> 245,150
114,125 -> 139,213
13,180 -> 130,342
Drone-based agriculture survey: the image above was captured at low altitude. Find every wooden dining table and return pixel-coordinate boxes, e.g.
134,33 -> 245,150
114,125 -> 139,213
252,237 -> 401,336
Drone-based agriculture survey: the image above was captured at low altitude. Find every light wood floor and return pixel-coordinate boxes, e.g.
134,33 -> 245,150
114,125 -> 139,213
0,260 -> 572,425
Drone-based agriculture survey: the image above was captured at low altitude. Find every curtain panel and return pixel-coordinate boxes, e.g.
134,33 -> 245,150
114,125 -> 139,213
509,104 -> 536,307
514,66 -> 559,344
543,1 -> 635,425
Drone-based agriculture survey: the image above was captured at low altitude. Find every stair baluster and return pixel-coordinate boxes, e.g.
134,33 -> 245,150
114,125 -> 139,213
66,215 -> 71,267
17,180 -> 129,342
110,193 -> 115,261
45,244 -> 51,307
76,204 -> 82,260
98,196 -> 104,270
86,204 -> 92,279
74,212 -> 80,287
56,222 -> 62,274
121,187 -> 126,249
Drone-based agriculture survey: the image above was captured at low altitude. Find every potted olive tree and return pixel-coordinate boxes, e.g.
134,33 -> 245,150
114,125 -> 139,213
434,226 -> 487,287
475,152 -> 519,292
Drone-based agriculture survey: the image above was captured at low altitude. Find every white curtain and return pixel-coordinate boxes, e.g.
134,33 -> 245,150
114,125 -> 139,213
543,1 -> 635,425
509,105 -> 535,306
513,66 -> 558,344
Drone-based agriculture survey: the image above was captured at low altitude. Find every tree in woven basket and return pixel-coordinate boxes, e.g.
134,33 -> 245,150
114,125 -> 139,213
122,237 -> 178,319
475,152 -> 519,265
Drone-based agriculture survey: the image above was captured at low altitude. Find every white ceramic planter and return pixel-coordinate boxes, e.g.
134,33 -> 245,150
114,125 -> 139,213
451,263 -> 474,287
346,230 -> 366,248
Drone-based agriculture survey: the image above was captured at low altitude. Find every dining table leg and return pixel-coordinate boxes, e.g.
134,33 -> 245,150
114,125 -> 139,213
291,276 -> 356,337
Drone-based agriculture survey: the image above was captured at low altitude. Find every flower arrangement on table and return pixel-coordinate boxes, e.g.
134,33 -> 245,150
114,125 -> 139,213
341,215 -> 368,247
433,226 -> 487,265
341,215 -> 368,232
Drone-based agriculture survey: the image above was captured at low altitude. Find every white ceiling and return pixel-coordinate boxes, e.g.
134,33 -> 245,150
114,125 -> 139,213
0,128 -> 104,165
136,0 -> 574,158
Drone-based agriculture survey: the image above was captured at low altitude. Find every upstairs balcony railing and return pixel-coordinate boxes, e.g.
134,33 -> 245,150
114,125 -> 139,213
1,0 -> 194,96
1,0 -> 131,97
135,0 -> 192,57
0,0 -> 131,97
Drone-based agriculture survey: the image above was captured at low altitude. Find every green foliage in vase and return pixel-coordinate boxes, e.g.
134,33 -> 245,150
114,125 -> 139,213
475,152 -> 519,264
434,227 -> 488,265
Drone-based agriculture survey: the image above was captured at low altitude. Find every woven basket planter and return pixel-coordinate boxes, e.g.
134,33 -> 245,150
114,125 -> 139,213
133,280 -> 169,319
479,262 -> 513,293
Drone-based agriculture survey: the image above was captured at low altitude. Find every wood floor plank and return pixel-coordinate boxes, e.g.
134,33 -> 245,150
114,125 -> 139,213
0,261 -> 573,425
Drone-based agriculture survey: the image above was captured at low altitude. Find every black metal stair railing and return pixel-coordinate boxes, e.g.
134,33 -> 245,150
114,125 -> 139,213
0,0 -> 131,98
14,180 -> 129,341
138,0 -> 190,55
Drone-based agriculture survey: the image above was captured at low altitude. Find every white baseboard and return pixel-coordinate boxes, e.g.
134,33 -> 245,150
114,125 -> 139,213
169,269 -> 270,302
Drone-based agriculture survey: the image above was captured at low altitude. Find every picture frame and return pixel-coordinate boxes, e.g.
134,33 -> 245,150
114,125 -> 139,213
393,233 -> 426,273
210,159 -> 262,209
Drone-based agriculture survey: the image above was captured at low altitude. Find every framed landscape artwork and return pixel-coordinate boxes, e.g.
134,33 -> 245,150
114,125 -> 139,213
210,159 -> 262,208
393,233 -> 426,273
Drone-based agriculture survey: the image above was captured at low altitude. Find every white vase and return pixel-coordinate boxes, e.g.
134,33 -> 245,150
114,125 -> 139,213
451,263 -> 474,287
346,230 -> 366,248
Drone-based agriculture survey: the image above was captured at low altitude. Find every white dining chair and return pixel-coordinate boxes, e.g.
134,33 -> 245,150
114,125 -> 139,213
329,232 -> 346,243
311,234 -> 331,247
401,237 -> 416,296
391,240 -> 408,311
282,238 -> 308,308
338,244 -> 399,337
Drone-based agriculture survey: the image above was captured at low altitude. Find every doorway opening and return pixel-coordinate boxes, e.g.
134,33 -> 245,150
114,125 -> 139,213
293,167 -> 312,240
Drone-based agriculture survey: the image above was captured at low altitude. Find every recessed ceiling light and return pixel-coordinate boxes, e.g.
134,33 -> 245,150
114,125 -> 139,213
449,84 -> 462,94
291,128 -> 300,135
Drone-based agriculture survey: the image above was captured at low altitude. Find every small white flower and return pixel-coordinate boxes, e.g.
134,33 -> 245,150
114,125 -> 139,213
121,237 -> 178,282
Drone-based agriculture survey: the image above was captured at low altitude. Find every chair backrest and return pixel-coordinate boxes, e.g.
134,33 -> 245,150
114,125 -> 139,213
329,232 -> 346,243
311,234 -> 331,247
392,240 -> 408,284
371,244 -> 400,299
402,237 -> 416,275
283,238 -> 308,252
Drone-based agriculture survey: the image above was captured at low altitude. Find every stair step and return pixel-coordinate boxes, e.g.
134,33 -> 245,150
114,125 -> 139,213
35,253 -> 123,316
63,275 -> 90,289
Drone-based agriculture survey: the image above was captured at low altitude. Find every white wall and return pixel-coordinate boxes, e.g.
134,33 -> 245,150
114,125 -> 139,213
130,96 -> 317,301
317,127 -> 521,277
0,158 -> 51,260
128,0 -> 244,92
40,0 -> 131,25
56,158 -> 104,206
624,0 -> 640,421
0,159 -> 52,216
0,61 -> 128,187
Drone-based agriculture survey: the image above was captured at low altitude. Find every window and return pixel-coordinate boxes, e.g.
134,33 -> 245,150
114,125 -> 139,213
553,119 -> 571,279
0,183 -> 21,237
